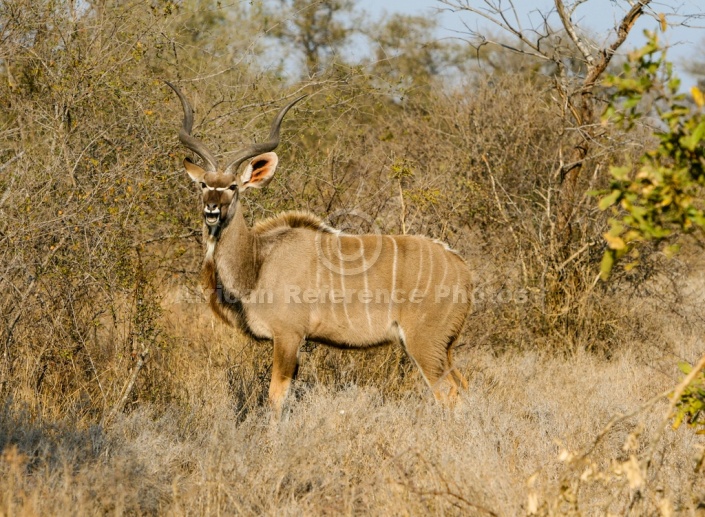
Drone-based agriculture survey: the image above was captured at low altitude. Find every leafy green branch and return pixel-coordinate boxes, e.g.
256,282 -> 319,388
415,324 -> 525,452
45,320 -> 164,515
672,359 -> 705,434
597,31 -> 705,280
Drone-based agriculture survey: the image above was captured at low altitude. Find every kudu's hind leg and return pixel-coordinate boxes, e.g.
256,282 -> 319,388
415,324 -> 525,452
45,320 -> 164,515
400,329 -> 460,404
269,333 -> 302,420
447,343 -> 468,391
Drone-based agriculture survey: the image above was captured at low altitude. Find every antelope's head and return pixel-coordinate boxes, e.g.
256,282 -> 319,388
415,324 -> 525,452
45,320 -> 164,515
166,82 -> 304,236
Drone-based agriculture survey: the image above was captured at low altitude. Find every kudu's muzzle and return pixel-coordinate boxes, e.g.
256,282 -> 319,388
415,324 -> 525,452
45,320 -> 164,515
204,204 -> 222,236
204,204 -> 220,224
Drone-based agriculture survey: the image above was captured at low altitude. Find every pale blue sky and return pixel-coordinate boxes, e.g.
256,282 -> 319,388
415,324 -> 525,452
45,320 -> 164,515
357,0 -> 704,88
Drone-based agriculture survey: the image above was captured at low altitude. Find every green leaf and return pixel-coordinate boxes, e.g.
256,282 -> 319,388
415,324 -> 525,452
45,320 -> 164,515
600,251 -> 615,281
599,190 -> 621,210
678,361 -> 693,375
610,166 -> 632,181
587,189 -> 608,197
664,244 -> 681,258
680,120 -> 705,151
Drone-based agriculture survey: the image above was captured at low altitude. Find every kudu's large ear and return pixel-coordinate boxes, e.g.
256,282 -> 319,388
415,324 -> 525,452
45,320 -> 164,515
239,152 -> 278,191
183,157 -> 207,183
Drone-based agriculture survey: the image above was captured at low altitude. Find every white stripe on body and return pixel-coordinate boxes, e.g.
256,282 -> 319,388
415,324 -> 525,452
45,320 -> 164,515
358,237 -> 373,330
388,237 -> 398,325
411,237 -> 425,299
327,236 -> 338,325
339,237 -> 352,328
422,239 -> 434,299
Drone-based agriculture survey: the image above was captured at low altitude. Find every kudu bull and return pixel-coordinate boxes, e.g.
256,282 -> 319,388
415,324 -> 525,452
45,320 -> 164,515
166,82 -> 472,418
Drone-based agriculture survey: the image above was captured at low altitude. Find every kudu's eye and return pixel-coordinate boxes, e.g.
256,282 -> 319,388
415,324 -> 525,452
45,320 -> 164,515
200,182 -> 207,189
228,184 -> 237,191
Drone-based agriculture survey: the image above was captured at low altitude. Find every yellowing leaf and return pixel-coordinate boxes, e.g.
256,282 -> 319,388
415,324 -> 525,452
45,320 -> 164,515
624,261 -> 638,271
659,13 -> 668,33
660,195 -> 673,207
604,232 -> 626,250
692,86 -> 705,108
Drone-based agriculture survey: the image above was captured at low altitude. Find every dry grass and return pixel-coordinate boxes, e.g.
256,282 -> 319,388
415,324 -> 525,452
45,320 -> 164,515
1,267 -> 704,516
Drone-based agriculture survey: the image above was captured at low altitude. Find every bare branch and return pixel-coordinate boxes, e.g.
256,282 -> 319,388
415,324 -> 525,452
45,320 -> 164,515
568,0 -> 590,18
101,347 -> 150,427
439,0 -> 551,60
585,0 -> 652,87
555,0 -> 594,66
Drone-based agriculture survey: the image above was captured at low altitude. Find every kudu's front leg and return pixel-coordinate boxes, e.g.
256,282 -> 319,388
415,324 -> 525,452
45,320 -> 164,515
269,333 -> 302,420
